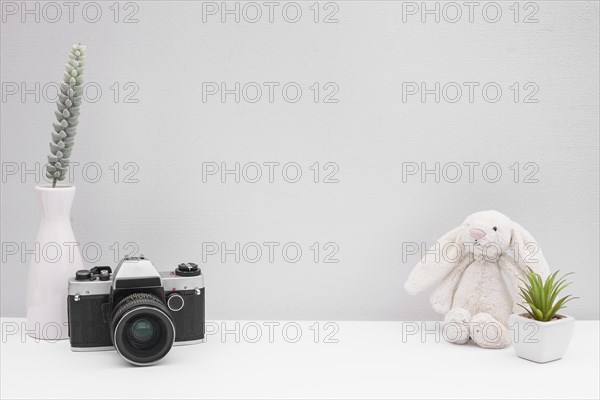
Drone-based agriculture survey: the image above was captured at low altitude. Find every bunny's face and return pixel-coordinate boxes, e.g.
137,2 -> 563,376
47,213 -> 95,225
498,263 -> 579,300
458,210 -> 512,260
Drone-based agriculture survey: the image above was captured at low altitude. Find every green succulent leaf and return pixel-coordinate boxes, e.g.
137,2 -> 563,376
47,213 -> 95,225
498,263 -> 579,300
517,304 -> 535,319
46,44 -> 85,188
517,269 -> 577,322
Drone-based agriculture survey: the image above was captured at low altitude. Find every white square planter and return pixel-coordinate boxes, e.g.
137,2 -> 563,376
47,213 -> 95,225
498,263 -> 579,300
509,313 -> 575,363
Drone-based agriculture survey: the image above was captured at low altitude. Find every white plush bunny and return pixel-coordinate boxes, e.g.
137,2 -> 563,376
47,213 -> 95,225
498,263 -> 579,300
404,210 -> 550,348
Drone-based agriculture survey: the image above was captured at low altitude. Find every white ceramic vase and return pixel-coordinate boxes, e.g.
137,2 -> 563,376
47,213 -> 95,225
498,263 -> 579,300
509,313 -> 575,363
26,185 -> 83,340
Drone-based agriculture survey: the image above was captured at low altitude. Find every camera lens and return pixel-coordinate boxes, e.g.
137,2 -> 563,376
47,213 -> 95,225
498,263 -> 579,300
129,318 -> 155,343
111,293 -> 175,366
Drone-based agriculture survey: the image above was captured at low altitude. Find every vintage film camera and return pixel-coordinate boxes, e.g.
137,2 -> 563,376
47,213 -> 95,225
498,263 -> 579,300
67,255 -> 205,366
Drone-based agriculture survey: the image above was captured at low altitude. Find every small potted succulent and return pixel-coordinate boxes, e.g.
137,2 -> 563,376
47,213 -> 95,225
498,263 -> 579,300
509,269 -> 577,363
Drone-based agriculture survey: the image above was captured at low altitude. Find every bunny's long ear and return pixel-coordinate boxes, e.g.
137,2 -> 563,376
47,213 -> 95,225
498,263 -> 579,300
404,227 -> 470,295
498,257 -> 526,313
506,221 -> 550,279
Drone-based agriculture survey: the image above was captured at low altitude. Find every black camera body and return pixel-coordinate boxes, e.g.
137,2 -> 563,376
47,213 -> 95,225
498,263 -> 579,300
67,256 -> 205,366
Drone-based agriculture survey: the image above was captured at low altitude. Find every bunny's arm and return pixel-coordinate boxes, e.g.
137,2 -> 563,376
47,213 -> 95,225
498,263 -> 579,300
429,256 -> 472,314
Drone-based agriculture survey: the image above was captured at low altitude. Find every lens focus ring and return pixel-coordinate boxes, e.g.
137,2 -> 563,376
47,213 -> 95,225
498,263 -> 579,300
110,293 -> 171,330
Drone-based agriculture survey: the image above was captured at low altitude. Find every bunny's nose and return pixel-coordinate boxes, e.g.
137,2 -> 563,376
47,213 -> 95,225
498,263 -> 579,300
469,228 -> 486,240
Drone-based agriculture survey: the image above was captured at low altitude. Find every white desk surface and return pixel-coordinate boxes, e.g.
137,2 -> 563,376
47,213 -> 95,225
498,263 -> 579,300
1,319 -> 598,399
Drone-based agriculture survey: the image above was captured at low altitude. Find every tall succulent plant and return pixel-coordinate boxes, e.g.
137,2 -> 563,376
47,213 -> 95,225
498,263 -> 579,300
46,44 -> 85,187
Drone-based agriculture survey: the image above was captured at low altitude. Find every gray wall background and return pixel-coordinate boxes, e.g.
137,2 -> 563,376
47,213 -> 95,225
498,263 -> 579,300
1,1 -> 598,320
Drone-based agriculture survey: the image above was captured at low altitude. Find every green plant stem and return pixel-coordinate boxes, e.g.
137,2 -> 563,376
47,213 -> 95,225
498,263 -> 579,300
52,178 -> 57,188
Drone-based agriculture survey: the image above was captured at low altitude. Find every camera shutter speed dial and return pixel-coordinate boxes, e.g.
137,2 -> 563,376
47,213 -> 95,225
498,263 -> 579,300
176,262 -> 201,277
75,270 -> 91,281
167,294 -> 184,312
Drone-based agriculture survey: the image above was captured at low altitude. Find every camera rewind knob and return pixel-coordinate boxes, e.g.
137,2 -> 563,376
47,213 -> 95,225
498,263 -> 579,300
176,262 -> 201,277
